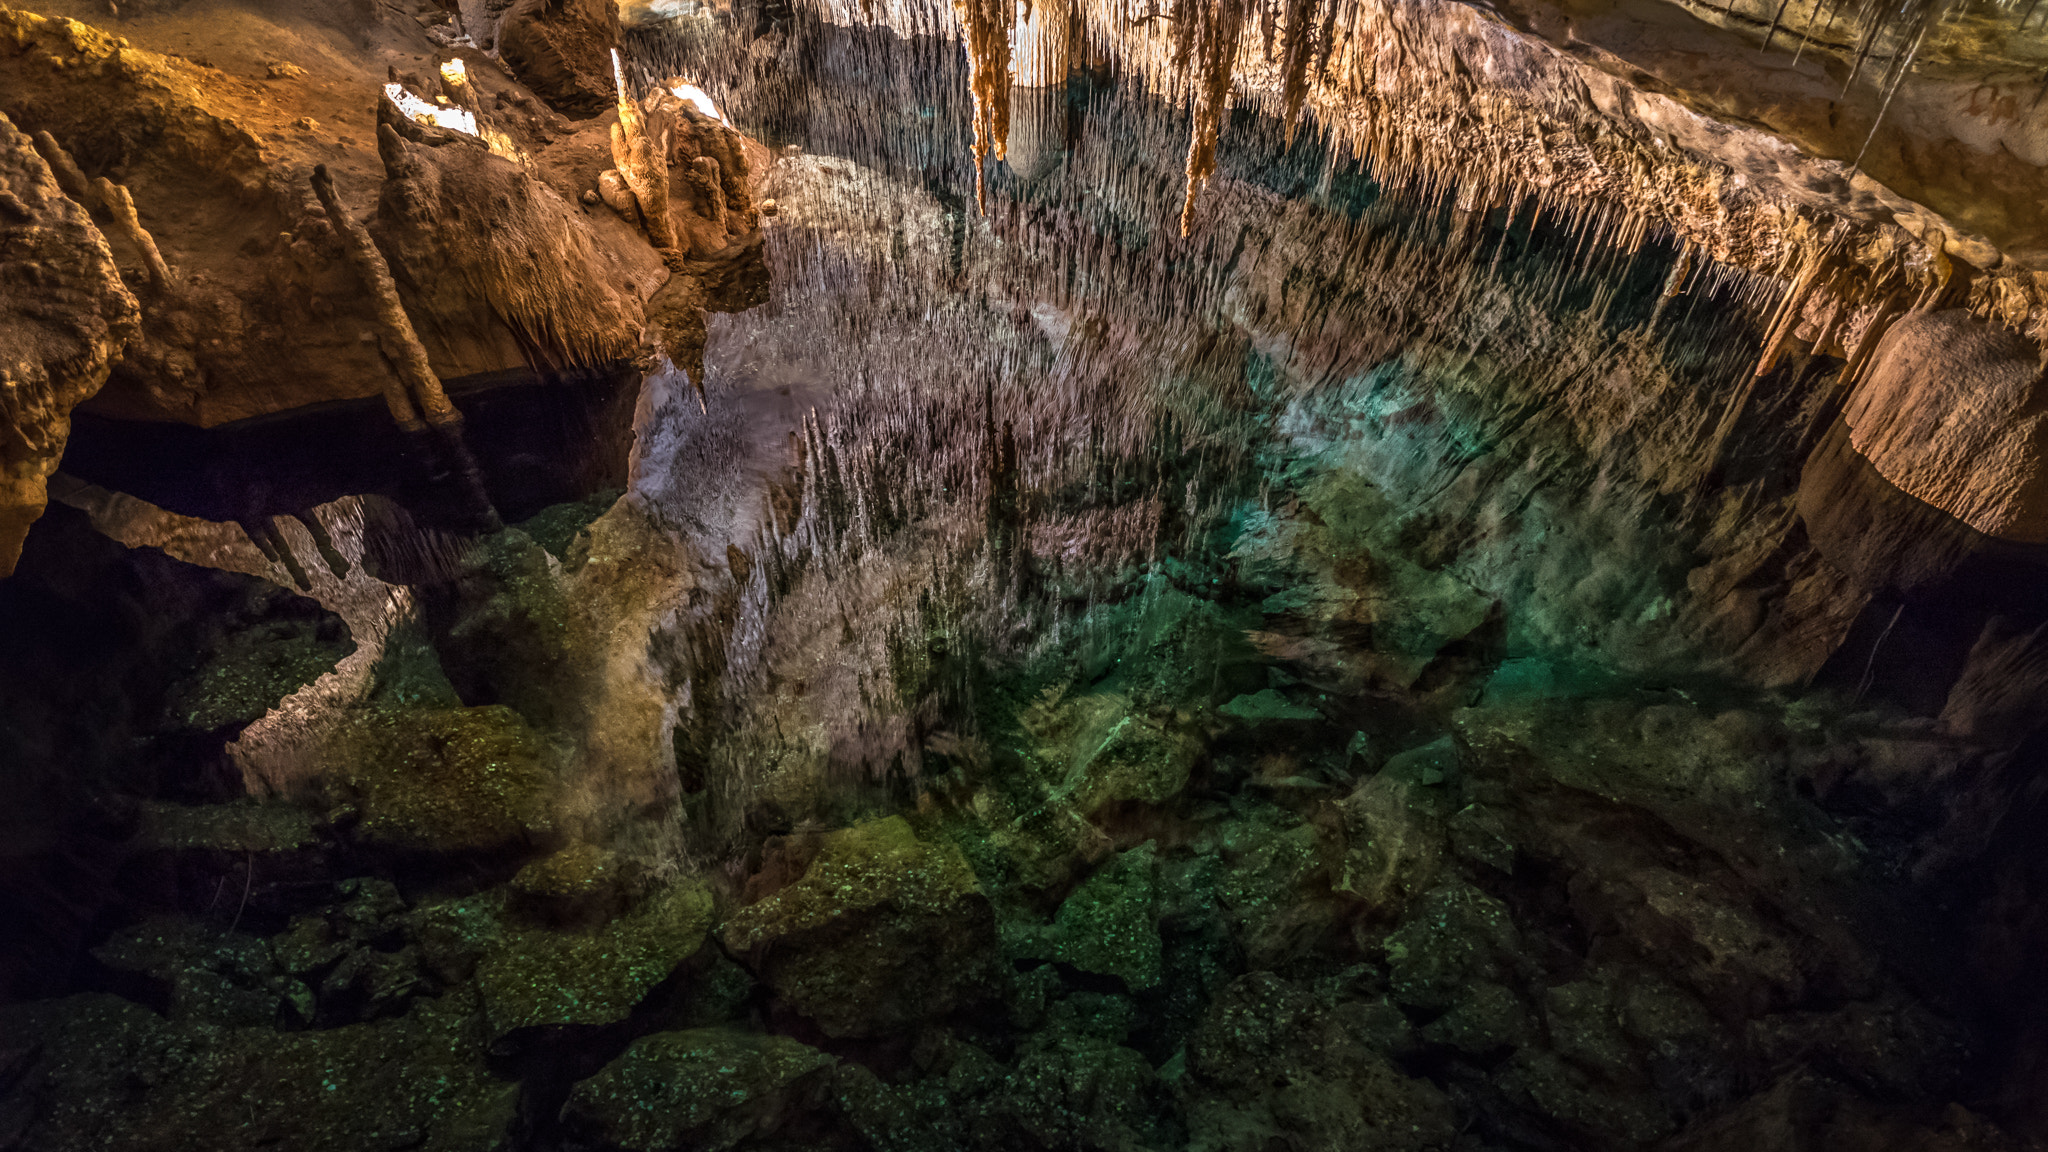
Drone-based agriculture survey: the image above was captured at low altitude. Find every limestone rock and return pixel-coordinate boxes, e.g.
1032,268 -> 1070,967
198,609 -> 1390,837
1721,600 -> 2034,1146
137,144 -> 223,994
1187,971 -> 1457,1152
497,0 -> 623,115
331,704 -> 558,854
1027,842 -> 1163,989
0,112 -> 138,574
1216,687 -> 1319,722
722,815 -> 1002,1036
1842,310 -> 2048,544
371,115 -> 648,374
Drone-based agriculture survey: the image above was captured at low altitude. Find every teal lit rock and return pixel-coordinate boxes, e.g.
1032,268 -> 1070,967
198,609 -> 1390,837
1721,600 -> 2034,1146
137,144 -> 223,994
1217,687 -> 1320,722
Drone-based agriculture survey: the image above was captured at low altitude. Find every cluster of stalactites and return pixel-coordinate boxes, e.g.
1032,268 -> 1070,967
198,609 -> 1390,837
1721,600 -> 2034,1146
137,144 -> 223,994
954,0 -> 1016,212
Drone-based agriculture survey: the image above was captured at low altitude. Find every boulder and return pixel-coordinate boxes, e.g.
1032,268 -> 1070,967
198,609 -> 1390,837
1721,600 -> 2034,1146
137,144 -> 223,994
1840,310 -> 2048,545
562,1027 -> 837,1151
1186,971 -> 1457,1152
0,992 -> 516,1152
332,704 -> 558,854
1020,842 -> 1163,989
476,878 -> 713,1034
722,816 -> 1002,1036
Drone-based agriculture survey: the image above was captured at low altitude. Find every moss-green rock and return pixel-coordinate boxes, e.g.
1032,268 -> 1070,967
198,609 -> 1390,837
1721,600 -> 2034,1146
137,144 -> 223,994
0,991 -> 515,1152
476,879 -> 714,1035
563,1027 -> 837,1152
722,815 -> 1002,1037
1027,842 -> 1163,989
335,704 -> 557,853
510,842 -> 619,900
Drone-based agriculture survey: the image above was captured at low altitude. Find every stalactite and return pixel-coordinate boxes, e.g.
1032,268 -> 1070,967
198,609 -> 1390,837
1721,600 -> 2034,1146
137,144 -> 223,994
953,0 -> 1015,212
1175,0 -> 1251,237
1755,245 -> 1829,376
1277,0 -> 1318,146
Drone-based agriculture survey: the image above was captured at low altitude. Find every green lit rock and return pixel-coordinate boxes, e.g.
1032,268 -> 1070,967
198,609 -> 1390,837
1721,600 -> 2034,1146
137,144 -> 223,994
1187,971 -> 1456,1152
1065,708 -> 1203,813
334,704 -> 557,854
508,841 -> 639,925
476,879 -> 714,1035
92,918 -> 284,1027
1380,734 -> 1459,787
722,815 -> 1002,1037
510,842 -> 620,901
406,894 -> 506,985
0,991 -> 516,1152
161,595 -> 354,733
562,1027 -> 837,1152
1030,842 -> 1163,989
1384,882 -> 1524,1013
1016,686 -> 1203,815
1218,688 -> 1320,722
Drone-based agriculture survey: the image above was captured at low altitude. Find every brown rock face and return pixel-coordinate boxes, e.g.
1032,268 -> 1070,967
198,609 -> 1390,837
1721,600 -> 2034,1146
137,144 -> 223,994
0,112 -> 138,575
497,0 -> 623,116
370,110 -> 649,374
1843,310 -> 2048,544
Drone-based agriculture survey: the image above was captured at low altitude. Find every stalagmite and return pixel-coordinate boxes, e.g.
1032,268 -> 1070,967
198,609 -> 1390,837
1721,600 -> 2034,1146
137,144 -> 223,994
92,177 -> 173,291
610,48 -> 677,249
598,168 -> 644,227
952,0 -> 1014,212
686,155 -> 728,229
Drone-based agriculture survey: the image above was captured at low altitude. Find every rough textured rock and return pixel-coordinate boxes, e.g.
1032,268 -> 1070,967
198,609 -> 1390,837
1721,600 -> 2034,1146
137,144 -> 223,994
1187,971 -> 1458,1152
1841,310 -> 2048,544
497,0 -> 623,116
475,878 -> 714,1035
370,105 -> 648,373
722,815 -> 1003,1036
0,111 -> 137,574
0,3 -> 665,438
328,703 -> 559,853
0,991 -> 517,1152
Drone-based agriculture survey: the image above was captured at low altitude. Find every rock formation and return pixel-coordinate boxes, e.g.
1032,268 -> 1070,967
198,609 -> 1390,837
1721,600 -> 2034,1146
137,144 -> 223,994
0,112 -> 138,574
5,0 -> 2048,1148
497,0 -> 627,114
